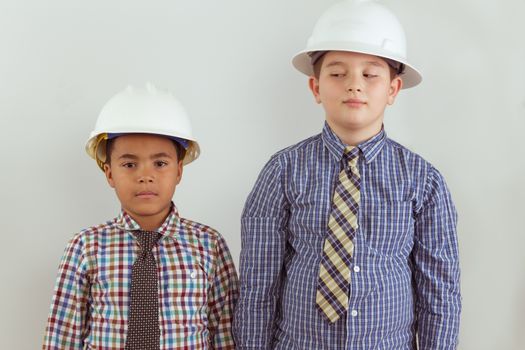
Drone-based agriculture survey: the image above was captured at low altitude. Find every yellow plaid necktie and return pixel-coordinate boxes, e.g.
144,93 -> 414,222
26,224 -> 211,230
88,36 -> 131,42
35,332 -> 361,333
316,146 -> 360,323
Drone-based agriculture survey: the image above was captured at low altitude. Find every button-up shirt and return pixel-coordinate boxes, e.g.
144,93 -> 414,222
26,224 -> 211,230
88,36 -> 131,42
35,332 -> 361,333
43,204 -> 238,349
233,123 -> 461,350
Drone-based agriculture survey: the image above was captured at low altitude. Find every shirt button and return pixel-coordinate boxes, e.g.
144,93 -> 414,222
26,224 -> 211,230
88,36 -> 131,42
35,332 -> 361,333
190,271 -> 196,279
351,310 -> 358,317
353,265 -> 360,273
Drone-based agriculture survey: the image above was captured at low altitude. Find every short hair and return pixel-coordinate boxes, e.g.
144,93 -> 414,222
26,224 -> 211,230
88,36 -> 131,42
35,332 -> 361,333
105,136 -> 186,166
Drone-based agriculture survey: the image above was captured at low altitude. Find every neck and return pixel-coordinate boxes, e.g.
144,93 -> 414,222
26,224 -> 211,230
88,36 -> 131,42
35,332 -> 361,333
138,219 -> 163,232
327,121 -> 383,146
125,207 -> 171,232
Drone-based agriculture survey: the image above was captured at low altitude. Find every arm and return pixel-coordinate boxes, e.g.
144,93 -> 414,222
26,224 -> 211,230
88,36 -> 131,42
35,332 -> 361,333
412,167 -> 461,350
233,156 -> 289,349
208,234 -> 239,350
43,233 -> 91,349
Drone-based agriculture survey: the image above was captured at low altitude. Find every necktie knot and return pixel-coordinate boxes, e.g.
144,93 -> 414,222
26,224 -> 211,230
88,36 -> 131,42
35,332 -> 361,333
135,231 -> 160,257
344,146 -> 359,168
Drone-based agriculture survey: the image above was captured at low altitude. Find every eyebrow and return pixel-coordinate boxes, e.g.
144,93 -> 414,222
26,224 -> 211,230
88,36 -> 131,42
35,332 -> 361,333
118,154 -> 139,160
150,152 -> 173,159
324,60 -> 386,68
324,61 -> 345,68
117,152 -> 173,160
365,61 -> 386,67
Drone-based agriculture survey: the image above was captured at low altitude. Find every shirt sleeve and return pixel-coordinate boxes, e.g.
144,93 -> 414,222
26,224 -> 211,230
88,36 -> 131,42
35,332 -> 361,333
412,166 -> 461,350
43,233 -> 91,349
233,155 -> 289,349
207,233 -> 239,350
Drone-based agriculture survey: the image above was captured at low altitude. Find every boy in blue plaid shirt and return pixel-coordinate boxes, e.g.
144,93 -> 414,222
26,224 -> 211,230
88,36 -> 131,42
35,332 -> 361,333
233,1 -> 461,349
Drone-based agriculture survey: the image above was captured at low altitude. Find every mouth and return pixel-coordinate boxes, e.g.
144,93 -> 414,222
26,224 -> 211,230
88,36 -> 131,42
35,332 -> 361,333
343,98 -> 366,108
136,191 -> 157,198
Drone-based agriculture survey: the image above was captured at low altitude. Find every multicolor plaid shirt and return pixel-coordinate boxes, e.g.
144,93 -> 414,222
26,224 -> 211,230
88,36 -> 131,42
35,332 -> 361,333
233,123 -> 461,350
43,204 -> 238,349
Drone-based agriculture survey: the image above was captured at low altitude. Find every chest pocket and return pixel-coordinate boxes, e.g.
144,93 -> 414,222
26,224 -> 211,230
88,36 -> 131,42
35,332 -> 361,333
360,200 -> 414,257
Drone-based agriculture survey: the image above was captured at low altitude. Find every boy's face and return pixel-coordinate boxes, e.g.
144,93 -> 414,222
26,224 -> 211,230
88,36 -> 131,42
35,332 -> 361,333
104,134 -> 183,230
309,51 -> 402,144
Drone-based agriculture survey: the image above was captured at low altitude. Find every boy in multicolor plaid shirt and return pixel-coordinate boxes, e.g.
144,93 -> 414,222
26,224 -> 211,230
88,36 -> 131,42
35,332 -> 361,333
234,1 -> 460,349
43,84 -> 238,349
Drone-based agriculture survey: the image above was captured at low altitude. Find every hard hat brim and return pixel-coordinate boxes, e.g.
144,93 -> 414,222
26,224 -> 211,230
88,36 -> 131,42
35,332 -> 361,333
292,42 -> 422,89
85,132 -> 200,172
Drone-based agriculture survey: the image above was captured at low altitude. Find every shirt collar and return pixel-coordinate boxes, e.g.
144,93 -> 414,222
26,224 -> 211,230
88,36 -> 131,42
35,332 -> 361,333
115,202 -> 180,239
321,122 -> 387,164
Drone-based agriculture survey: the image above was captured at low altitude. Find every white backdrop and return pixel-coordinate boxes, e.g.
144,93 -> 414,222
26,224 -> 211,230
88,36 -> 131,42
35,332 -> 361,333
0,0 -> 524,349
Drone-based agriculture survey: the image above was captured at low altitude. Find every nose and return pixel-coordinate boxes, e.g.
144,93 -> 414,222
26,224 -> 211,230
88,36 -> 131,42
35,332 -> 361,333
346,76 -> 362,93
138,175 -> 154,183
138,168 -> 154,183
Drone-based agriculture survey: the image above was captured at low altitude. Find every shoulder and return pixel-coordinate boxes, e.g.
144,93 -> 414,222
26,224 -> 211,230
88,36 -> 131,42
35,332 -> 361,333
177,217 -> 233,274
64,218 -> 121,253
257,133 -> 323,177
56,218 -> 118,270
384,138 -> 431,166
178,216 -> 227,251
270,133 -> 323,163
384,138 -> 452,209
383,137 -> 444,177
251,133 -> 323,184
74,218 -> 120,241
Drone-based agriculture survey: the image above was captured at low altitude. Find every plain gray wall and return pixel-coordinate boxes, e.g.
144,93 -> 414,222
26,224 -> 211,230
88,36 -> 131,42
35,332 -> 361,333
0,0 -> 524,348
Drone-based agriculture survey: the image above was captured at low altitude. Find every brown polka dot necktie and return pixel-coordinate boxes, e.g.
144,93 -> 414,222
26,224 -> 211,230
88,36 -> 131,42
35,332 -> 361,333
125,231 -> 161,350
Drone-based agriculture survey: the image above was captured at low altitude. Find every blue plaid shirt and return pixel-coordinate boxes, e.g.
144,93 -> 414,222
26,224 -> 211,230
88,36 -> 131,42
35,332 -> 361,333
233,123 -> 461,350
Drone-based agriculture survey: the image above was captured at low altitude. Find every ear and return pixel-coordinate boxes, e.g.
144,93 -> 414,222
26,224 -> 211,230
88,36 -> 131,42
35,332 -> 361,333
308,76 -> 322,104
387,76 -> 403,105
175,160 -> 183,185
103,163 -> 116,188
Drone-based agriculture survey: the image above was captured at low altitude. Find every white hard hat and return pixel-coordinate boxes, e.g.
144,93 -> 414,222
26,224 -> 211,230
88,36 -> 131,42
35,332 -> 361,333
86,83 -> 200,170
292,0 -> 422,88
